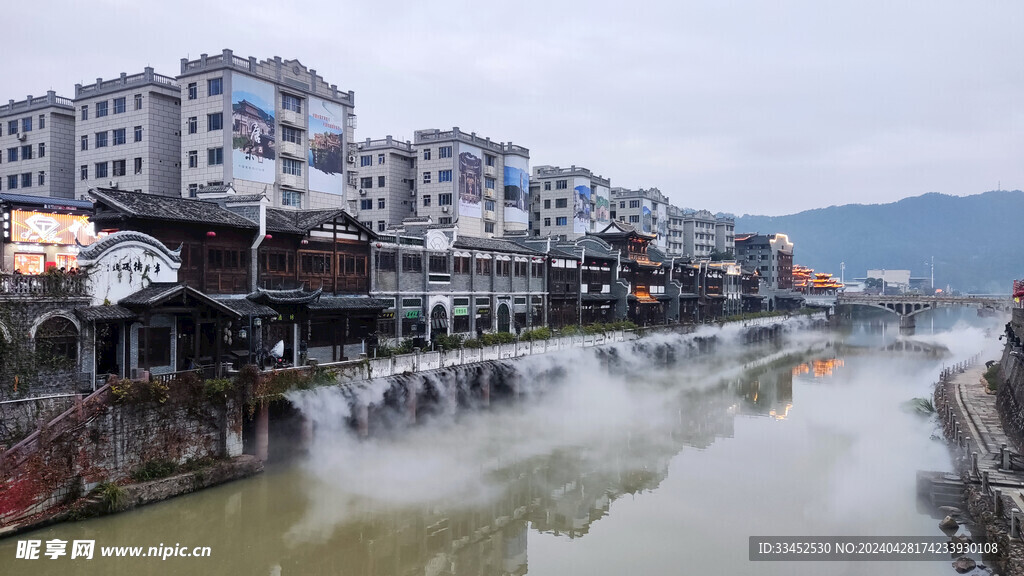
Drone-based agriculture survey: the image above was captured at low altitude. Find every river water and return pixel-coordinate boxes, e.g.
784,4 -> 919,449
0,312 -> 1004,575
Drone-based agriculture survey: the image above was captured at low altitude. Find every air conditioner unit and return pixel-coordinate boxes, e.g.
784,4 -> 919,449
441,206 -> 449,213
358,189 -> 366,196
17,133 -> 27,142
347,155 -> 356,164
410,190 -> 416,196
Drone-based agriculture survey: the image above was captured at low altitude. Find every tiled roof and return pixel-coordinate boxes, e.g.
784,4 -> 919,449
248,287 -> 323,304
75,305 -> 136,322
0,193 -> 93,210
453,235 -> 543,255
264,208 -> 375,237
77,231 -> 181,263
119,282 -> 243,317
89,188 -> 257,229
308,297 -> 393,311
212,297 -> 279,317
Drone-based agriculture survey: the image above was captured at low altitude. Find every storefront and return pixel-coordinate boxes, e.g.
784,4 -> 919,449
1,193 -> 97,274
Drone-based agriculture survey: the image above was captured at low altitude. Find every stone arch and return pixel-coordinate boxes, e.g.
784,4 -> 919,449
430,304 -> 449,338
497,302 -> 512,333
31,311 -> 81,365
0,319 -> 11,342
29,309 -> 81,338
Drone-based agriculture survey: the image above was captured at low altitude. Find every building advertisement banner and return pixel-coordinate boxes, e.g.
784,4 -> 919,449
9,210 -> 98,246
573,177 -> 591,234
593,184 -> 610,229
657,203 -> 668,246
231,75 -> 276,184
458,144 -> 483,219
503,156 -> 529,225
642,205 -> 652,234
307,97 -> 345,195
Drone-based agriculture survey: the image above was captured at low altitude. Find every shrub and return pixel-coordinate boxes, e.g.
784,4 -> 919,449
110,378 -> 170,404
983,364 -> 1001,391
480,332 -> 516,345
520,327 -> 552,341
463,338 -> 482,349
97,482 -> 125,512
432,333 -> 464,350
130,459 -> 179,482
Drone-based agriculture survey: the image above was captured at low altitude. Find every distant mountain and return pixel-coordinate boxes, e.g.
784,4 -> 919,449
735,191 -> 1024,293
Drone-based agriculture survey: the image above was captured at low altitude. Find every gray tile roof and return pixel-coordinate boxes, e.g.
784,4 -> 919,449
89,188 -> 257,229
0,193 -> 93,210
308,297 -> 393,311
75,305 -> 136,322
77,231 -> 182,263
453,235 -> 543,255
119,282 -> 243,317
248,287 -> 323,304
212,297 -> 279,317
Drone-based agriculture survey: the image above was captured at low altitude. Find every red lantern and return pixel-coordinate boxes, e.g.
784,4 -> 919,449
265,234 -> 273,240
301,239 -> 309,245
206,231 -> 217,238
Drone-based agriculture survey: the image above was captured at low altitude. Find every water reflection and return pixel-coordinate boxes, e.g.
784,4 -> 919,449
0,315 -> 1002,576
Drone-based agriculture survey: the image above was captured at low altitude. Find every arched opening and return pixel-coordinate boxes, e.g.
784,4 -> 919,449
497,303 -> 511,334
430,305 -> 448,337
35,316 -> 79,366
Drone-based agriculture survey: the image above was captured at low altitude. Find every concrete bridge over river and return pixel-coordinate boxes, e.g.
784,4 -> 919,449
834,293 -> 1012,330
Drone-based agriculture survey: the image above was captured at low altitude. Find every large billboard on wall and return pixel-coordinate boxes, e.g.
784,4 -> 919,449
231,75 -> 276,184
573,177 -> 591,234
307,97 -> 345,195
642,205 -> 652,234
503,156 -> 529,225
9,210 -> 98,245
593,184 -> 610,230
657,203 -> 668,247
459,144 -> 483,219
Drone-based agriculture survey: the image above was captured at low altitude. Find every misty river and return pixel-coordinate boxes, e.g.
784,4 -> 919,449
0,311 -> 1004,576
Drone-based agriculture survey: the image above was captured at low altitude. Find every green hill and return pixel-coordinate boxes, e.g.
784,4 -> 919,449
735,191 -> 1024,293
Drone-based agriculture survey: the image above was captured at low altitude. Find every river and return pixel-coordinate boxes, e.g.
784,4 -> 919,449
0,311 -> 1002,575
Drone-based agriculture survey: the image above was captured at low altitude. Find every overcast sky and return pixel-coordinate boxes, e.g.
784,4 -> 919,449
6,1 -> 1022,215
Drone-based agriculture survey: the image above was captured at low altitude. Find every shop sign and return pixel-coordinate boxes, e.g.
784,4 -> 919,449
404,310 -> 421,319
9,210 -> 98,245
453,306 -> 468,316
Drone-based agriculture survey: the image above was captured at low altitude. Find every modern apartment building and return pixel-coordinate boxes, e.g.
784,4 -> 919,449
608,187 -> 669,250
178,49 -> 355,210
74,68 -> 181,197
528,164 -> 611,240
714,214 -> 735,255
735,233 -> 794,290
0,91 -> 76,199
413,128 -> 529,238
349,136 -> 417,232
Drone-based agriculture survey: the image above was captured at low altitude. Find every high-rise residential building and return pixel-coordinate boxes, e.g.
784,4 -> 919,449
0,91 -> 76,199
608,187 -> 670,250
413,128 -> 529,238
714,214 -> 735,255
178,49 -> 355,210
735,233 -> 794,290
528,165 -> 611,240
681,209 -> 717,258
349,136 -> 417,232
74,67 -> 181,197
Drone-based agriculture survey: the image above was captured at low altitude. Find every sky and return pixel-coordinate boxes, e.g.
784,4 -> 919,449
5,0 -> 1022,216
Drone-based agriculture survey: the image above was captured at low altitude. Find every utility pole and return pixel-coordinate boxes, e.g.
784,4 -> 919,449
840,261 -> 845,285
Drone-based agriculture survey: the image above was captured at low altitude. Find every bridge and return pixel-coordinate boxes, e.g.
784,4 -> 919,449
836,293 -> 1012,330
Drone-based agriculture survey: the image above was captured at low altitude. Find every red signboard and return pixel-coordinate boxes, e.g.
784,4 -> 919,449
9,210 -> 98,246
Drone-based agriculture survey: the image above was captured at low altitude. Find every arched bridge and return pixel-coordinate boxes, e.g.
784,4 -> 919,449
837,293 -> 1012,329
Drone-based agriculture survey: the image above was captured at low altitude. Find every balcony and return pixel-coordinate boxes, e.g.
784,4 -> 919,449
0,274 -> 88,298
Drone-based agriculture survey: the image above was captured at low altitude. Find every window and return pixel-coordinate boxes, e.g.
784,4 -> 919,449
283,158 -> 302,176
37,172 -> 44,186
485,176 -> 495,189
543,217 -> 551,227
7,120 -> 17,134
95,162 -> 108,178
7,148 -> 16,162
619,201 -> 625,208
360,199 -> 372,210
377,221 -> 386,232
112,128 -> 126,145
188,150 -> 198,168
21,145 -> 32,160
439,169 -> 452,182
80,165 -> 87,181
80,106 -> 88,121
95,131 -> 107,148
134,94 -> 142,110
22,117 -> 32,132
134,125 -> 142,142
376,251 -> 396,271
96,101 -> 108,117
281,93 -> 301,112
377,198 -> 386,209
282,190 -> 301,207
422,171 -> 431,184
515,261 -> 527,277
439,217 -> 452,225
188,116 -> 197,134
402,253 -> 422,272
139,326 -> 171,367
208,147 -> 223,165
360,176 -> 372,188
454,256 -> 471,274
187,82 -> 197,100
207,113 -> 222,131
134,157 -> 143,174
6,175 -> 16,189
544,181 -> 551,191
377,153 -> 385,164
37,143 -> 45,157
555,198 -> 567,208
630,200 -> 640,208
544,199 -> 551,209
281,126 -> 301,144
629,215 -> 639,223
556,216 -> 567,226
38,114 -> 45,129
485,154 -> 495,167
360,155 -> 372,167
112,159 -> 126,176
439,146 -> 452,158
484,222 -> 495,233
556,180 -> 567,189
113,97 -> 126,114
484,199 -> 495,211
429,254 -> 448,273
439,193 -> 452,206
476,258 -> 491,275
422,149 -> 431,160
422,195 -> 431,207
208,78 -> 223,96
20,173 -> 31,188
188,183 -> 198,197
497,260 -> 510,276
374,176 -> 384,188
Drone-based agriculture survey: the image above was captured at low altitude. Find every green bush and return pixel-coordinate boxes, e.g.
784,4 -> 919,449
97,482 -> 126,512
463,338 -> 482,349
432,333 -> 464,350
984,364 -> 1001,391
520,327 -> 552,341
480,332 -> 516,345
130,459 -> 179,482
203,378 -> 235,400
